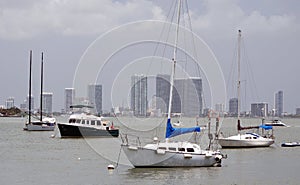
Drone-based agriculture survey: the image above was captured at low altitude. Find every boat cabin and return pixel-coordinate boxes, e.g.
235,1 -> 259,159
144,142 -> 202,153
68,113 -> 109,128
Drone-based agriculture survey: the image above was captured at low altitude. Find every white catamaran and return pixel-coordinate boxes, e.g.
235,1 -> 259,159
121,0 -> 226,167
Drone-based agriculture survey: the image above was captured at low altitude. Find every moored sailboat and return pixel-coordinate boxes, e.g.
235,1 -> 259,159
24,51 -> 56,131
121,0 -> 226,167
218,30 -> 274,148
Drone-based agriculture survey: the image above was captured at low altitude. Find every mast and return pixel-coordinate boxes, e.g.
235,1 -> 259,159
237,30 -> 242,131
40,52 -> 44,122
28,50 -> 32,124
167,0 -> 181,120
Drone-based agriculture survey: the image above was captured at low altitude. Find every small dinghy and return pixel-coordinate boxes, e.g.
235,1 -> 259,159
281,142 -> 300,147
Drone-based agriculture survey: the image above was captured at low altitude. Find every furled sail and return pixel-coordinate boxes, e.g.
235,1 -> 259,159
165,118 -> 200,138
259,124 -> 273,130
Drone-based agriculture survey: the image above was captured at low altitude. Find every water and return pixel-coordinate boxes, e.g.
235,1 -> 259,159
1,117 -> 300,185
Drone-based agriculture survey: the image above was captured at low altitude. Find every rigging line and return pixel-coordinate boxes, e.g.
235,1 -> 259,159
227,40 -> 238,99
159,2 -> 178,74
242,39 -> 260,101
146,0 -> 177,75
184,0 -> 205,114
185,0 -> 201,79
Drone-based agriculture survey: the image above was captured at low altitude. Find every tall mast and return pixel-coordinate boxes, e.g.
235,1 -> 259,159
237,30 -> 242,123
28,50 -> 32,124
167,0 -> 181,120
40,52 -> 44,122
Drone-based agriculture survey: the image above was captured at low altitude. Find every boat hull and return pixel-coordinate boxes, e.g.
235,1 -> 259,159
23,123 -> 55,131
57,123 -> 119,138
218,138 -> 274,148
281,142 -> 300,147
122,145 -> 222,167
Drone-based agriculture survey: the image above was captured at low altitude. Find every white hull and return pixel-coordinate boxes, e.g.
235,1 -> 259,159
122,145 -> 222,167
24,124 -> 55,131
218,133 -> 274,148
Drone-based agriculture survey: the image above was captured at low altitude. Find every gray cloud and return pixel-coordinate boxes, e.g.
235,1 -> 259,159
0,0 -> 299,113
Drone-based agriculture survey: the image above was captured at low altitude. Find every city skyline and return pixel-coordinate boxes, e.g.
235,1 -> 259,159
1,0 -> 300,113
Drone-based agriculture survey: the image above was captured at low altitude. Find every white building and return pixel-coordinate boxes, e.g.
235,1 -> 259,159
274,90 -> 283,117
5,97 -> 15,109
42,92 -> 53,114
131,74 -> 148,117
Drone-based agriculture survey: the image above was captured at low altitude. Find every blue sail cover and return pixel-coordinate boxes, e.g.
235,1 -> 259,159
259,124 -> 273,130
165,118 -> 201,138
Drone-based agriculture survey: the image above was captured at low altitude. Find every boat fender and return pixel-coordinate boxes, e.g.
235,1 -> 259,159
215,155 -> 222,163
107,164 -> 115,170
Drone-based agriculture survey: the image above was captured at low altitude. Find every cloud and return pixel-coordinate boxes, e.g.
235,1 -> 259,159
0,0 -> 165,40
189,0 -> 298,39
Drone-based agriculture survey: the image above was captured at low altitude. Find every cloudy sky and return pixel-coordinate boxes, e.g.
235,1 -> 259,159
0,0 -> 299,113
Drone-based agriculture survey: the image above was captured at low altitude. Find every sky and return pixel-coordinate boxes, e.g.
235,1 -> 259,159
0,0 -> 300,113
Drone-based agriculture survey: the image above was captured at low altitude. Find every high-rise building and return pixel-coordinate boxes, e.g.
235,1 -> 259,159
274,90 -> 283,117
172,77 -> 203,117
42,92 -> 53,114
65,88 -> 75,113
296,108 -> 300,116
251,102 -> 268,117
131,74 -> 147,116
155,74 -> 203,117
88,84 -> 102,115
229,98 -> 238,116
215,103 -> 225,115
5,97 -> 14,109
156,74 -> 170,114
26,95 -> 34,112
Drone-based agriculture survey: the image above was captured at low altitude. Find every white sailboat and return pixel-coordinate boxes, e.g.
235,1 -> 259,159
121,0 -> 225,167
24,51 -> 56,131
218,30 -> 274,148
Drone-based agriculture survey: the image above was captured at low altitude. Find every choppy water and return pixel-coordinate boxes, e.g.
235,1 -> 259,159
1,117 -> 300,185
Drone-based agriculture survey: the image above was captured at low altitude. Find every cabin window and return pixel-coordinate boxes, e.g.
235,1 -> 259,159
69,119 -> 76,123
178,148 -> 185,152
76,119 -> 81,124
186,148 -> 194,152
158,147 -> 166,150
96,121 -> 101,126
169,147 -> 176,151
91,120 -> 96,125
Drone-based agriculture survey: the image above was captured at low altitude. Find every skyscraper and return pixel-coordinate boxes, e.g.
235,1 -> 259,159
251,102 -> 268,117
26,95 -> 34,112
88,84 -> 102,115
229,98 -> 238,116
5,97 -> 14,109
65,88 -> 75,113
42,92 -> 53,114
131,74 -> 147,116
156,75 -> 203,117
215,103 -> 225,115
274,90 -> 283,117
156,74 -> 170,114
172,77 -> 203,117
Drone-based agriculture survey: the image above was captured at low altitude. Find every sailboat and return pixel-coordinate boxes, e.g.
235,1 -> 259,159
218,30 -> 274,148
24,51 -> 56,131
121,0 -> 225,167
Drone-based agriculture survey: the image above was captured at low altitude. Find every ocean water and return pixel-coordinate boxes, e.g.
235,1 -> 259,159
0,117 -> 300,185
